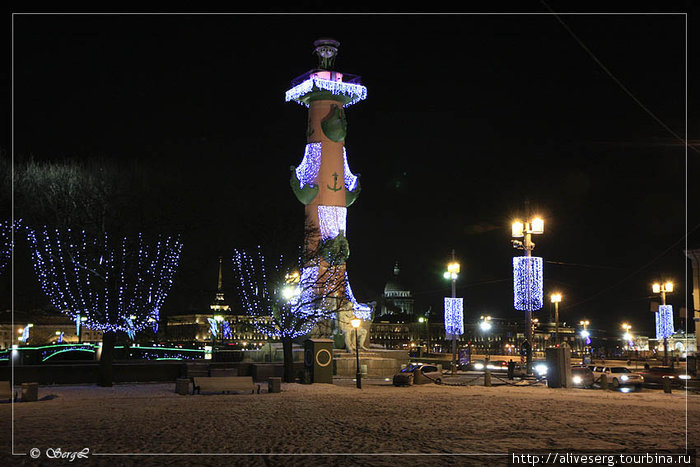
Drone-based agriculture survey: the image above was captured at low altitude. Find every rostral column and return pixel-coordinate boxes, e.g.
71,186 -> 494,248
285,38 -> 372,351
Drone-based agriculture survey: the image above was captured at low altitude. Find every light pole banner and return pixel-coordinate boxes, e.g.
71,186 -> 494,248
444,297 -> 464,339
655,305 -> 674,339
513,256 -> 543,311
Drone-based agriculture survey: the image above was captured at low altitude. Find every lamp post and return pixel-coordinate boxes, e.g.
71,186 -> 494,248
579,320 -> 590,356
550,293 -> 562,347
418,316 -> 426,352
351,317 -> 362,389
443,251 -> 460,375
78,316 -> 87,343
479,315 -> 492,361
652,281 -> 673,366
512,215 -> 544,375
621,322 -> 633,358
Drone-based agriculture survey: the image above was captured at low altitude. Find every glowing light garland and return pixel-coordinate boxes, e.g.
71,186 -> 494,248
207,318 -> 218,338
343,271 -> 372,320
444,297 -> 464,337
655,305 -> 674,340
318,205 -> 347,240
21,326 -> 30,343
27,228 -> 182,335
293,144 -> 359,193
285,77 -> 367,108
513,256 -> 543,311
295,143 -> 322,189
0,220 -> 20,276
341,148 -> 359,192
222,321 -> 232,340
232,248 -> 348,339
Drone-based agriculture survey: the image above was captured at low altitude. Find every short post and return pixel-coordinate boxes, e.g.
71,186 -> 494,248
599,374 -> 608,390
268,377 -> 281,393
663,378 -> 672,394
484,371 -> 492,387
21,382 -> 38,402
175,378 -> 190,395
351,317 -> 362,389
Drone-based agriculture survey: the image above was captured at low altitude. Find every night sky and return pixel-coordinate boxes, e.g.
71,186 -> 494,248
4,10 -> 698,337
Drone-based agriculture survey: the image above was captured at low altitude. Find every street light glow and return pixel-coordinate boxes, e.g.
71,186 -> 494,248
530,217 -> 544,234
511,221 -> 524,238
350,317 -> 361,329
446,261 -> 460,280
664,282 -> 673,293
550,293 -> 562,303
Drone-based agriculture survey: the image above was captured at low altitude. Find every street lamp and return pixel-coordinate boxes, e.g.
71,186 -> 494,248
652,281 -> 673,365
78,316 -> 87,343
550,293 -> 562,347
512,214 -> 545,375
579,320 -> 590,356
351,317 -> 362,389
479,315 -> 492,362
621,323 -> 633,357
444,251 -> 460,375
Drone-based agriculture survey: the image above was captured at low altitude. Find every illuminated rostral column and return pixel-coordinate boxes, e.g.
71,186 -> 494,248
285,39 -> 372,347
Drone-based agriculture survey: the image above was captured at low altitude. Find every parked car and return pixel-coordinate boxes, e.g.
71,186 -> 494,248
393,364 -> 442,386
571,366 -> 594,388
638,366 -> 692,389
593,366 -> 644,388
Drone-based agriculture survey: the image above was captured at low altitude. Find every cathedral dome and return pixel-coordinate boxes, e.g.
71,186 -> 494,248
383,262 -> 411,297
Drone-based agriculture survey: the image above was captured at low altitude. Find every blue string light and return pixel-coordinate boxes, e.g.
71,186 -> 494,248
232,248 -> 351,339
343,271 -> 372,320
655,305 -> 674,339
318,205 -> 347,241
27,227 -> 182,335
0,220 -> 20,276
285,77 -> 367,108
293,144 -> 359,193
444,297 -> 464,337
513,256 -> 543,311
222,321 -> 232,340
207,317 -> 218,338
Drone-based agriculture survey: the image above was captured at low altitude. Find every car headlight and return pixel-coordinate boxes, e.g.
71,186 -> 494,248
621,375 -> 628,381
535,364 -> 547,375
572,376 -> 582,384
474,363 -> 484,370
679,375 -> 691,380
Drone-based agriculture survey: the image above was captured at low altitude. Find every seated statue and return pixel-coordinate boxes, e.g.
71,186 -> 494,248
336,306 -> 371,353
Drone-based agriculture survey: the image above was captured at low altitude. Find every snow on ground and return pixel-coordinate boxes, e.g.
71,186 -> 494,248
1,379 -> 697,466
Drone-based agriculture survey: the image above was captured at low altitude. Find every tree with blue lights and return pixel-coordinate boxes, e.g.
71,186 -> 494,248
16,157 -> 183,386
232,245 -> 348,383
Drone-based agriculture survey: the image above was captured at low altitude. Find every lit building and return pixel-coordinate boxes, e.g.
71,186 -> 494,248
378,262 -> 414,318
164,257 -> 272,348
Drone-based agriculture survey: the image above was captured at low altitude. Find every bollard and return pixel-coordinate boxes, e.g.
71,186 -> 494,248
484,371 -> 491,387
663,378 -> 672,394
268,377 -> 281,393
599,374 -> 608,390
21,382 -> 38,402
175,378 -> 190,395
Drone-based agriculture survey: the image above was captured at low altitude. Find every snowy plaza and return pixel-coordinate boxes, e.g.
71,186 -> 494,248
2,380 -> 697,466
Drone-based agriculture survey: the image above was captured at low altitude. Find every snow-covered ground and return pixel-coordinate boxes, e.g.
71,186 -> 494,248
1,379 -> 697,466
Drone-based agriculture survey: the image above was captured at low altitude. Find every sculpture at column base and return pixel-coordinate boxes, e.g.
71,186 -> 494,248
336,306 -> 371,353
